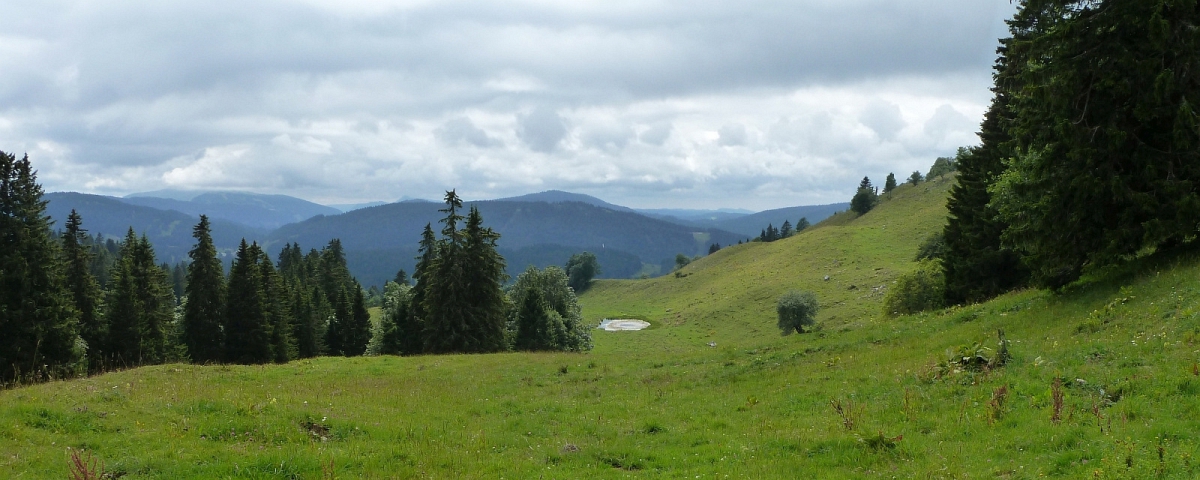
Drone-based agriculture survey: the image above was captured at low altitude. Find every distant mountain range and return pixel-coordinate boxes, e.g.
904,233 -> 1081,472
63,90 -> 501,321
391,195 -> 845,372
121,190 -> 341,230
44,188 -> 847,287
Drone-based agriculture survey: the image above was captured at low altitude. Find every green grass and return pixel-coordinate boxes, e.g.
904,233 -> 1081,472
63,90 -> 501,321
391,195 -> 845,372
5,175 -> 1200,478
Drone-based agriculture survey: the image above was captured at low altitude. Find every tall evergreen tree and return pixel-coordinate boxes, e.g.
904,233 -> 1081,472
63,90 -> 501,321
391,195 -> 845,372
259,248 -> 294,363
224,240 -> 272,364
883,173 -> 898,193
508,266 -> 592,352
780,220 -> 793,238
104,230 -> 173,367
423,191 -> 471,353
0,152 -> 80,382
343,285 -> 372,356
942,30 -> 1030,304
325,287 -> 351,356
992,0 -> 1200,288
513,287 -> 557,351
63,210 -> 104,373
850,176 -> 878,215
461,206 -> 508,352
182,215 -> 225,364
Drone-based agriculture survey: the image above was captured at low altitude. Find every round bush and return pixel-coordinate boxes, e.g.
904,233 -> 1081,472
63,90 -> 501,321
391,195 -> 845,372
777,290 -> 819,335
883,260 -> 946,317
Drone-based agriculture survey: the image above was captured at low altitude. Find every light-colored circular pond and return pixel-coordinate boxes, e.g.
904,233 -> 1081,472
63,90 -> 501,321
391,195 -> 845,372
597,319 -> 651,331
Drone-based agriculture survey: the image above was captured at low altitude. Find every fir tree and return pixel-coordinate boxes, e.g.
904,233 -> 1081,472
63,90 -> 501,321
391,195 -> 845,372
850,176 -> 878,215
259,248 -> 294,363
343,285 -> 372,356
942,32 -> 1029,304
883,173 -> 897,193
224,240 -> 271,364
325,287 -> 350,356
182,215 -> 224,364
0,152 -> 80,383
796,217 -> 810,232
780,220 -> 793,239
63,210 -> 104,373
513,287 -> 556,351
461,206 -> 508,352
104,230 -> 173,367
394,269 -> 409,286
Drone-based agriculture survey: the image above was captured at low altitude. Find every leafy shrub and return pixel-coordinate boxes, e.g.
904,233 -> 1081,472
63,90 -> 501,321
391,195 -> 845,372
777,290 -> 819,335
883,260 -> 945,316
914,233 -> 946,261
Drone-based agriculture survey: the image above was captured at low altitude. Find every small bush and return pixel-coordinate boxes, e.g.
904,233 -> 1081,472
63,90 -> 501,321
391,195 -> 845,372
883,260 -> 945,316
777,290 -> 819,335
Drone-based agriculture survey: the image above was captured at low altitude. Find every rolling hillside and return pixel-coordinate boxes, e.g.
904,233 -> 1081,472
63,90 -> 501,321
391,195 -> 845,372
44,192 -> 262,263
7,174 -> 1200,477
268,200 -> 745,286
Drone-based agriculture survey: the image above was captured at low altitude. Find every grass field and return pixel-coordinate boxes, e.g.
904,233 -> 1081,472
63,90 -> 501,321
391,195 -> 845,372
5,175 -> 1200,478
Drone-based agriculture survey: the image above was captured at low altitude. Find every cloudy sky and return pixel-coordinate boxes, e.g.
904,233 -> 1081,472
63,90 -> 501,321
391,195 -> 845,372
1,0 -> 1015,210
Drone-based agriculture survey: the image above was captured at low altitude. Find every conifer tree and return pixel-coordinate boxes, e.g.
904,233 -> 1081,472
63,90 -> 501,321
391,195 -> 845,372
508,266 -> 592,352
0,152 -> 80,382
796,217 -> 810,232
63,210 -> 104,373
259,248 -> 294,363
224,240 -> 272,364
461,206 -> 508,352
513,288 -> 556,351
343,285 -> 372,356
990,0 -> 1200,288
423,191 -> 471,353
942,32 -> 1029,304
883,173 -> 897,193
377,282 -> 413,355
325,287 -> 351,356
104,230 -> 173,367
780,220 -> 793,238
182,215 -> 225,364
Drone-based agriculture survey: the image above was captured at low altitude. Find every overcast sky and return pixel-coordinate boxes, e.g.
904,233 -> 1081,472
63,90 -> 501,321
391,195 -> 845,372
1,0 -> 1015,210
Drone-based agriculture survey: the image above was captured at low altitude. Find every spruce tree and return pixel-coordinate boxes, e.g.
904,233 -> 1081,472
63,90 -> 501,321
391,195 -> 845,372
508,266 -> 592,352
461,206 -> 508,352
0,152 -> 80,382
780,220 -> 793,238
63,210 -> 104,373
259,248 -> 294,363
942,32 -> 1029,304
224,240 -> 272,364
423,191 -> 471,353
850,176 -> 878,215
325,287 -> 351,356
883,173 -> 897,193
513,287 -> 555,351
343,285 -> 372,356
182,215 -> 225,364
129,235 -> 175,364
991,0 -> 1200,288
105,242 -> 141,368
796,217 -> 810,232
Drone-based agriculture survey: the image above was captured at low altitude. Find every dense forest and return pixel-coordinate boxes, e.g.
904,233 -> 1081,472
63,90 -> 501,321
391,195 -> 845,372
0,154 -> 593,385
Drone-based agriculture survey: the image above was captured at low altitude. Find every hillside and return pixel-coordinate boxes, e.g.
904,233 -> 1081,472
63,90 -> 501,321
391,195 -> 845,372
44,192 -> 261,263
7,174 -> 1200,477
268,200 -> 745,286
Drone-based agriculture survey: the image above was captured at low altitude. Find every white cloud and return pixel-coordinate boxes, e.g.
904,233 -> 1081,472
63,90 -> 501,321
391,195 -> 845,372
1,0 -> 1015,210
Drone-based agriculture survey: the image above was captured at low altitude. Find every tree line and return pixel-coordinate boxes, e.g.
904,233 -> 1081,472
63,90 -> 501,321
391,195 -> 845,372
1,153 -> 591,386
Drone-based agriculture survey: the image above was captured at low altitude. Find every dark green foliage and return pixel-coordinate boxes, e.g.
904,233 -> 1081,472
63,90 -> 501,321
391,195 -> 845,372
927,154 -> 959,179
394,269 -> 409,286
342,287 -> 371,357
0,152 -> 80,383
914,233 -> 947,262
259,249 -> 295,363
707,243 -> 721,255
376,282 -> 416,355
105,230 -> 175,367
182,215 -> 225,364
325,288 -> 351,356
883,261 -> 945,317
223,240 -> 272,364
850,177 -> 878,215
422,192 -> 509,354
780,220 -> 792,239
907,171 -> 923,185
990,0 -> 1200,289
564,251 -> 600,292
63,210 -> 104,373
508,266 -> 592,352
883,173 -> 897,193
942,64 -> 1029,303
674,253 -> 692,270
795,217 -> 810,232
776,290 -> 819,335
513,287 -> 559,351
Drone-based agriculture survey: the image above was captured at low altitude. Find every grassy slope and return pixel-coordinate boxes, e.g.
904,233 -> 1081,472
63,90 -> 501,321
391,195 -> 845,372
5,175 -> 1200,478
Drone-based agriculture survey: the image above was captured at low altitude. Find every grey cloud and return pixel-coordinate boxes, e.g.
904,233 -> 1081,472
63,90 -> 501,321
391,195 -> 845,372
638,122 -> 672,146
435,117 -> 502,148
718,124 -> 748,147
859,101 -> 906,141
518,107 -> 568,153
581,122 -> 633,153
924,104 -> 974,141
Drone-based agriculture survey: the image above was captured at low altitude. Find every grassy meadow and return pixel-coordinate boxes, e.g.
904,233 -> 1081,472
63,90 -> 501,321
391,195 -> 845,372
5,175 -> 1200,478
